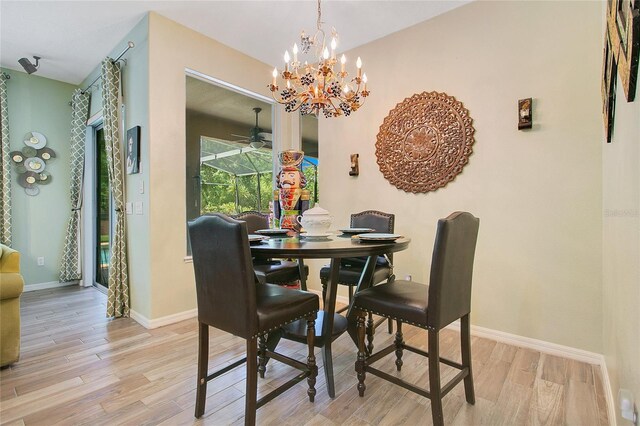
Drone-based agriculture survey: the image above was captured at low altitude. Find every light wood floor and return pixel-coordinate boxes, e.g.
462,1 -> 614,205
0,286 -> 608,425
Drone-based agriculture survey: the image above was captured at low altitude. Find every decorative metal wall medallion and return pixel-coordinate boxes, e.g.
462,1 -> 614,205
11,132 -> 56,195
375,91 -> 475,193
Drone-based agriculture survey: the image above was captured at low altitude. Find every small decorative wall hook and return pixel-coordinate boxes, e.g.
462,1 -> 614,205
518,98 -> 533,130
349,153 -> 359,176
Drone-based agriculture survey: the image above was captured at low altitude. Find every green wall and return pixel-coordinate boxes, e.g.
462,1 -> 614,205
1,68 -> 78,286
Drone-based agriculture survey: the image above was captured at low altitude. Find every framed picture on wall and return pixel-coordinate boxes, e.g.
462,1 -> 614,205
608,0 -> 640,102
602,29 -> 618,143
126,126 -> 140,174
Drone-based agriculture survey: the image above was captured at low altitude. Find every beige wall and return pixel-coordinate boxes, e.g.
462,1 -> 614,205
316,1 -> 603,352
146,13 -> 296,319
602,35 -> 640,423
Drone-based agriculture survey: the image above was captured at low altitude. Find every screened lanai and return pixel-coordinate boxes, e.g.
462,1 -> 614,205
199,137 -> 318,215
199,137 -> 273,214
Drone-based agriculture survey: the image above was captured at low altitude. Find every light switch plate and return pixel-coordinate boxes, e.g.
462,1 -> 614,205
139,180 -> 144,194
126,202 -> 133,215
134,201 -> 143,215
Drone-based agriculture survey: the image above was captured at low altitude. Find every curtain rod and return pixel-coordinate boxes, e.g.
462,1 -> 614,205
81,41 -> 135,94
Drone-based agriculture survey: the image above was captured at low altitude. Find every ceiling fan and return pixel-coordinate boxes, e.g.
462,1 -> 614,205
231,107 -> 272,149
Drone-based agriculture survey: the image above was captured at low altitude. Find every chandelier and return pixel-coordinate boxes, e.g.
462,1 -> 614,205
268,0 -> 369,118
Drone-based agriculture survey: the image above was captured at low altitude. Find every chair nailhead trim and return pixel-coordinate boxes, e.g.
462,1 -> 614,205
253,309 -> 318,339
352,305 -> 434,330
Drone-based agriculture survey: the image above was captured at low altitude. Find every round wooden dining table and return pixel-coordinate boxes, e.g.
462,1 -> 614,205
250,232 -> 410,398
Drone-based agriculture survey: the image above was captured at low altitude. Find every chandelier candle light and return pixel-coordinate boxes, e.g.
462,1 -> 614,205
268,0 -> 370,118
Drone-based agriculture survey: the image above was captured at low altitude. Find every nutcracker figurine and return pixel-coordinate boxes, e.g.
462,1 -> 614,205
273,150 -> 310,231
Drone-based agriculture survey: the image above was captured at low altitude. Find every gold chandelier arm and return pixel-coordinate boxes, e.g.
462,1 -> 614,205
269,88 -> 287,105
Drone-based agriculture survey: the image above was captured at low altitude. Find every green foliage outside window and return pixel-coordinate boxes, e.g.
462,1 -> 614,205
302,164 -> 319,206
200,165 -> 273,214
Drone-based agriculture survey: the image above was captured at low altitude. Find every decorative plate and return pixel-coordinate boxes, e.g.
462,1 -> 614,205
375,91 -> 475,193
255,229 -> 290,236
10,151 -> 24,164
300,232 -> 332,240
22,146 -> 37,157
25,186 -> 40,196
17,172 -> 37,188
38,147 -> 57,161
355,233 -> 402,242
339,228 -> 374,235
24,132 -> 47,149
24,157 -> 46,173
248,234 -> 268,243
38,173 -> 52,185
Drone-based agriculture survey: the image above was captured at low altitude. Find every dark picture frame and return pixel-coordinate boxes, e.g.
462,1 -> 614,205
602,30 -> 618,143
126,126 -> 140,174
517,98 -> 533,130
608,0 -> 640,102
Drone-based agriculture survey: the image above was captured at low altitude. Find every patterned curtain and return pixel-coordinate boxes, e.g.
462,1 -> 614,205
102,59 -> 130,318
0,75 -> 11,246
60,89 -> 90,282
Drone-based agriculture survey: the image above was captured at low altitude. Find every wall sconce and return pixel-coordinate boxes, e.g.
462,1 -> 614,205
349,153 -> 359,176
518,98 -> 533,130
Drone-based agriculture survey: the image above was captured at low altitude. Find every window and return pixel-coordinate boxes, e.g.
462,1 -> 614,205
185,74 -> 275,223
301,113 -> 319,205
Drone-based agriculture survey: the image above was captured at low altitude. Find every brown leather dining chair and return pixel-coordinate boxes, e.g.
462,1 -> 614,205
188,214 -> 319,425
352,212 -> 480,426
232,211 -> 309,290
319,210 -> 395,341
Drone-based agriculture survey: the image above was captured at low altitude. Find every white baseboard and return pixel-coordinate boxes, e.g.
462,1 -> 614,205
23,281 -> 79,292
130,308 -> 198,329
314,288 -> 605,364
445,322 -> 604,366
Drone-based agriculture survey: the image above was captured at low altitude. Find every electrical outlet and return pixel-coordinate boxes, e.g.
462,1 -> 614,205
134,201 -> 143,215
620,389 -> 638,425
37,257 -> 44,266
125,202 -> 133,215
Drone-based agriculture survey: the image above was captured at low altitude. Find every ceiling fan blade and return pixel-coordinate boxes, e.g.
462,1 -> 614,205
258,132 -> 272,142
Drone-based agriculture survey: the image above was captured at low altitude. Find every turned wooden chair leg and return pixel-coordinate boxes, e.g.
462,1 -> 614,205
258,334 -> 267,378
394,321 -> 404,371
355,313 -> 367,397
245,337 -> 258,426
461,314 -> 475,404
195,322 -> 209,418
366,313 -> 375,355
306,317 -> 317,402
428,329 -> 444,426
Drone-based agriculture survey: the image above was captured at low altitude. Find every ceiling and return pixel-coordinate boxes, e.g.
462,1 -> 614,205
186,75 -> 319,148
0,1 -> 469,85
186,76 -> 273,131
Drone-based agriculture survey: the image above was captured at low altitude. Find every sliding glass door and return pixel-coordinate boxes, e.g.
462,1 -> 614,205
95,127 -> 111,289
